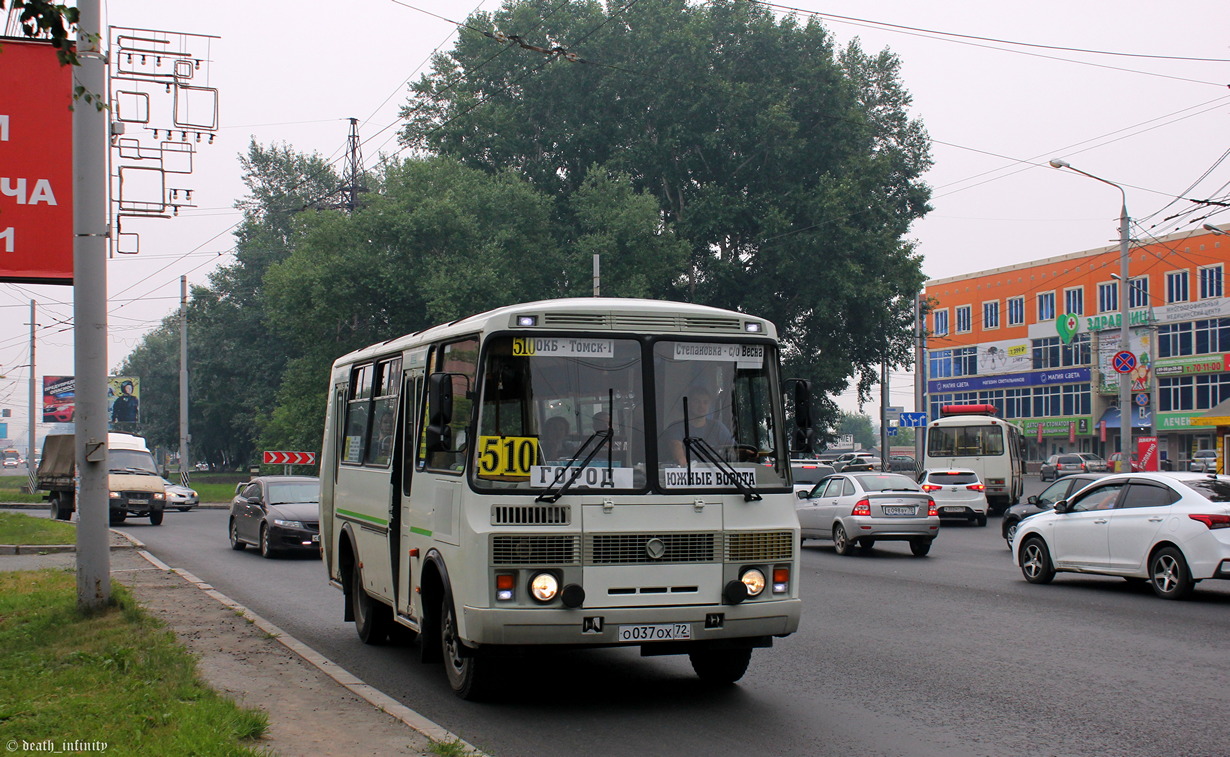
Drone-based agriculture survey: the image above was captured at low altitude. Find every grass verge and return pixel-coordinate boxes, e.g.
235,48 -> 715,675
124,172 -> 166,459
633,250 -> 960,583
0,570 -> 269,753
0,511 -> 76,545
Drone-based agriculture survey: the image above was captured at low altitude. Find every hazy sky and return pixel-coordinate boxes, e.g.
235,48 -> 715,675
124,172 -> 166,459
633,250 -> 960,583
2,0 -> 1228,445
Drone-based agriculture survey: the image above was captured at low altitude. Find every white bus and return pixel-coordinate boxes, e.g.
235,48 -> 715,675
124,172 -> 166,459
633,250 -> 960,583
320,298 -> 806,698
923,404 -> 1024,510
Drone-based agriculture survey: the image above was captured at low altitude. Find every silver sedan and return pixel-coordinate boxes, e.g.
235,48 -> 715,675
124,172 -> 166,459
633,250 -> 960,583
796,472 -> 940,556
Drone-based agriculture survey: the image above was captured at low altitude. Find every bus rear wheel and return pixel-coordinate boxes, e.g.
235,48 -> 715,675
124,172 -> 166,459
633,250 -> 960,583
689,648 -> 752,684
441,596 -> 492,700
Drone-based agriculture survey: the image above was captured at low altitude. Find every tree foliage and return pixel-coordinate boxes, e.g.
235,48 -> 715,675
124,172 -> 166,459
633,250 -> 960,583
401,0 -> 932,426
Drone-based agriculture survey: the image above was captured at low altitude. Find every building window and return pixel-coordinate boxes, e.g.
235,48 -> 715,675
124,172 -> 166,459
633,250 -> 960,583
1007,296 -> 1024,326
1033,336 -> 1061,369
1061,333 -> 1091,366
1129,276 -> 1149,308
929,349 -> 953,379
1194,318 -> 1230,355
1098,282 -> 1118,313
1200,265 -> 1224,299
1064,286 -> 1084,316
955,305 -> 972,333
933,309 -> 949,336
1166,270 -> 1189,303
954,346 -> 978,376
1159,376 -> 1194,412
1037,292 -> 1055,321
1004,388 -> 1030,419
983,301 -> 1000,330
1061,384 -> 1091,416
1033,385 -> 1061,417
1195,373 -> 1230,410
1159,322 -> 1193,358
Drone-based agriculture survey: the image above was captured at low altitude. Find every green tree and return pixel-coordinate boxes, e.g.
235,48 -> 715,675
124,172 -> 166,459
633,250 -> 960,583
837,411 -> 877,450
400,0 -> 931,430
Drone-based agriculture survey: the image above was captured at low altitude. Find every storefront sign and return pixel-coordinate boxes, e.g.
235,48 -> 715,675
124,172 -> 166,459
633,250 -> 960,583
1021,416 -> 1092,438
1155,354 -> 1229,377
929,367 -> 1090,394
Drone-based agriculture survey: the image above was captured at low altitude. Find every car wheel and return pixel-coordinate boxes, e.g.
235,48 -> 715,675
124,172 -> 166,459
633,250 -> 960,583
833,523 -> 855,556
108,510 -> 127,526
976,514 -> 987,527
1149,547 -> 1195,600
351,564 -> 392,645
689,648 -> 752,684
909,538 -> 931,557
1003,519 -> 1019,546
149,507 -> 164,526
1020,537 -> 1055,584
441,594 -> 491,699
229,519 -> 245,550
259,524 -> 276,559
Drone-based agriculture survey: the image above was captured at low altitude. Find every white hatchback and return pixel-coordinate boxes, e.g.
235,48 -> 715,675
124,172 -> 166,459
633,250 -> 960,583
1014,472 -> 1230,599
919,468 -> 989,526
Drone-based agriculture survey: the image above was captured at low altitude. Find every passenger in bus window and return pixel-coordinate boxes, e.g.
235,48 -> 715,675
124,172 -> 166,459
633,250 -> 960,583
373,411 -> 395,465
661,388 -> 736,466
539,416 -> 571,462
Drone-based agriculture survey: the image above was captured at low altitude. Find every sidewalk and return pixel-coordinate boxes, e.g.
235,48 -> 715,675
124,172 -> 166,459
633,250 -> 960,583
0,534 -> 478,756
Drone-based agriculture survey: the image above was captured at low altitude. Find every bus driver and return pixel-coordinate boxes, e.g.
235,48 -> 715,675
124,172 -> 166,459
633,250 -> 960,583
662,387 -> 736,466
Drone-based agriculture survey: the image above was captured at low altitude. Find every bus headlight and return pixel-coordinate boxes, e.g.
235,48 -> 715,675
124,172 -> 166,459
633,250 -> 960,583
740,568 -> 766,597
529,572 -> 559,602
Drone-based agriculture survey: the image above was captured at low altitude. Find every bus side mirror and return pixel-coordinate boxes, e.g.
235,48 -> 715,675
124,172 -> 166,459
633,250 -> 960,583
787,379 -> 813,453
425,373 -> 454,453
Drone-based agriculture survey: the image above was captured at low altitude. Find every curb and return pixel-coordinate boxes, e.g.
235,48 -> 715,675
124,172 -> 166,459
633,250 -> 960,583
131,546 -> 484,755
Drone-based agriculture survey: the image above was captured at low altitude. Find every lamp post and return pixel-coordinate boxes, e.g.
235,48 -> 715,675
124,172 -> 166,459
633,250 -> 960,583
1050,159 -> 1133,469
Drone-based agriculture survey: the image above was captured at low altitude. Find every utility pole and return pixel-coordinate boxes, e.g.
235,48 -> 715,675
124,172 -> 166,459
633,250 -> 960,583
915,292 -> 926,464
74,0 -> 110,610
179,276 -> 189,483
27,300 -> 36,490
880,355 -> 889,470
342,117 -> 363,213
593,254 -> 600,296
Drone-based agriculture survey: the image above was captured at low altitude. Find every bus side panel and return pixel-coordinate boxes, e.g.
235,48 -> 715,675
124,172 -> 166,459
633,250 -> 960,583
320,383 -> 345,583
335,466 -> 395,602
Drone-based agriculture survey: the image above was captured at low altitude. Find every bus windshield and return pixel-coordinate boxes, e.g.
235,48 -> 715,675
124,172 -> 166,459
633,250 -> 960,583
927,424 -> 1005,457
470,336 -> 788,493
473,336 -> 649,492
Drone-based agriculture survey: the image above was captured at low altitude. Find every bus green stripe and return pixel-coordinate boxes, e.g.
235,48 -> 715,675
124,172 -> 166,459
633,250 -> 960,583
409,526 -> 432,537
337,508 -> 388,526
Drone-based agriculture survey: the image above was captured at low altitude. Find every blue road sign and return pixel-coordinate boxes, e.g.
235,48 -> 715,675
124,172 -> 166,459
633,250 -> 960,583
899,412 -> 927,427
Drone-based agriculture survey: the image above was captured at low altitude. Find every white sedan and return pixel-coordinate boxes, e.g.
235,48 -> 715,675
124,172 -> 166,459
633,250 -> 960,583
1014,472 -> 1230,599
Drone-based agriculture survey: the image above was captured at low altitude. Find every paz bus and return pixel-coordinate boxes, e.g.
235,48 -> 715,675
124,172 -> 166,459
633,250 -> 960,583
922,404 -> 1024,510
320,298 -> 808,699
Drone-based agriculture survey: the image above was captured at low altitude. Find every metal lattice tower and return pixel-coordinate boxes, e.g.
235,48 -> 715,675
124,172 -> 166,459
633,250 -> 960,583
342,117 -> 365,212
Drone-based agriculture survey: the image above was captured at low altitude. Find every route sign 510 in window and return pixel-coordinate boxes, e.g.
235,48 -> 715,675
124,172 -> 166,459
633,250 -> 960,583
0,40 -> 73,284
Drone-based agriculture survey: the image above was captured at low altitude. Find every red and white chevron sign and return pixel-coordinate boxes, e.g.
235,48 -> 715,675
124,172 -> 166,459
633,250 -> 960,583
262,451 -> 317,465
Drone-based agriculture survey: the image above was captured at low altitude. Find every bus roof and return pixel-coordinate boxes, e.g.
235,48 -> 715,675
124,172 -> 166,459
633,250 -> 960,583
331,297 -> 778,368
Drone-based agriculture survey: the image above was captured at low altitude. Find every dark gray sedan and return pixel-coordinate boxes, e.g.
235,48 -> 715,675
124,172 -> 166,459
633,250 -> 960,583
228,475 -> 321,558
1001,473 -> 1105,546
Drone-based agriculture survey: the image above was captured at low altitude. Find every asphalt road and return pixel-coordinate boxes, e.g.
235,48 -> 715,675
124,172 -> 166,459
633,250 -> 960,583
109,479 -> 1230,757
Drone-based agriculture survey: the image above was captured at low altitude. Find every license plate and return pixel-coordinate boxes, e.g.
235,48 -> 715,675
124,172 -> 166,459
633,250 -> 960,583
129,498 -> 148,505
617,623 -> 691,642
943,506 -> 965,513
883,506 -> 915,515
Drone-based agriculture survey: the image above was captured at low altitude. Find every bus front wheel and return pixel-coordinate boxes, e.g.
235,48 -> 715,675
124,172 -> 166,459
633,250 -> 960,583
689,648 -> 752,684
441,596 -> 492,700
351,566 -> 392,645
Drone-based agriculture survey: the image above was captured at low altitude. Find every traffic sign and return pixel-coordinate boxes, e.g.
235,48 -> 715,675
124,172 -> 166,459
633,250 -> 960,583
1112,351 -> 1137,374
263,451 -> 317,466
1135,393 -> 1149,407
899,412 -> 928,427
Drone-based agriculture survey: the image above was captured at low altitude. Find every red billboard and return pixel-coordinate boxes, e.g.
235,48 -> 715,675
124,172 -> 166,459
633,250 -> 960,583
0,39 -> 73,284
43,375 -> 75,423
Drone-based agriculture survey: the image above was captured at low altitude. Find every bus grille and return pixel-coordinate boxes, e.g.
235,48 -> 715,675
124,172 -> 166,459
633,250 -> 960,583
491,535 -> 581,566
725,531 -> 794,562
491,505 -> 570,526
586,533 -> 720,564
538,312 -> 745,333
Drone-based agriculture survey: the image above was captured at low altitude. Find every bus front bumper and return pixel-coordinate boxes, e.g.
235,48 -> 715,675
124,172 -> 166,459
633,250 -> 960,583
459,598 -> 801,648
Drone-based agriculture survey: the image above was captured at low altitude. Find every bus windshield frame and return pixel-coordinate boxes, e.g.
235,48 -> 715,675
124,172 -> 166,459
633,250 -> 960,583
926,423 -> 1006,457
469,334 -> 790,495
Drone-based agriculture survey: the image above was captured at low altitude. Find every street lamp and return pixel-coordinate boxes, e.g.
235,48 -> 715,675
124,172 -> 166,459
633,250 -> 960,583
1050,158 -> 1133,469
1203,223 -> 1228,237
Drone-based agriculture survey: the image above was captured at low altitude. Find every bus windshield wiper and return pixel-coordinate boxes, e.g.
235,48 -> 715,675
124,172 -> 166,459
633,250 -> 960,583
536,389 -> 617,504
684,436 -> 762,502
535,428 -> 612,503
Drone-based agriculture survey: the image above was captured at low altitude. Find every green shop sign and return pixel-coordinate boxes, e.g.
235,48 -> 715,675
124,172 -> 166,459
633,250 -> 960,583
1085,310 -> 1157,332
1021,417 -> 1092,437
1155,354 -> 1229,377
1156,412 -> 1201,431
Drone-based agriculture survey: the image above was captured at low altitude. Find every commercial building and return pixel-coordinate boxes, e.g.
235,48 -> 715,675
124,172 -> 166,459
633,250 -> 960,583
923,223 -> 1229,466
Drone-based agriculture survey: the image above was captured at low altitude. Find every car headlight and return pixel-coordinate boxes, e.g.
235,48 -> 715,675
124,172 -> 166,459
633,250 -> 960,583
153,492 -> 165,500
740,568 -> 767,597
529,572 -> 559,602
273,519 -> 304,528
109,491 -> 121,499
